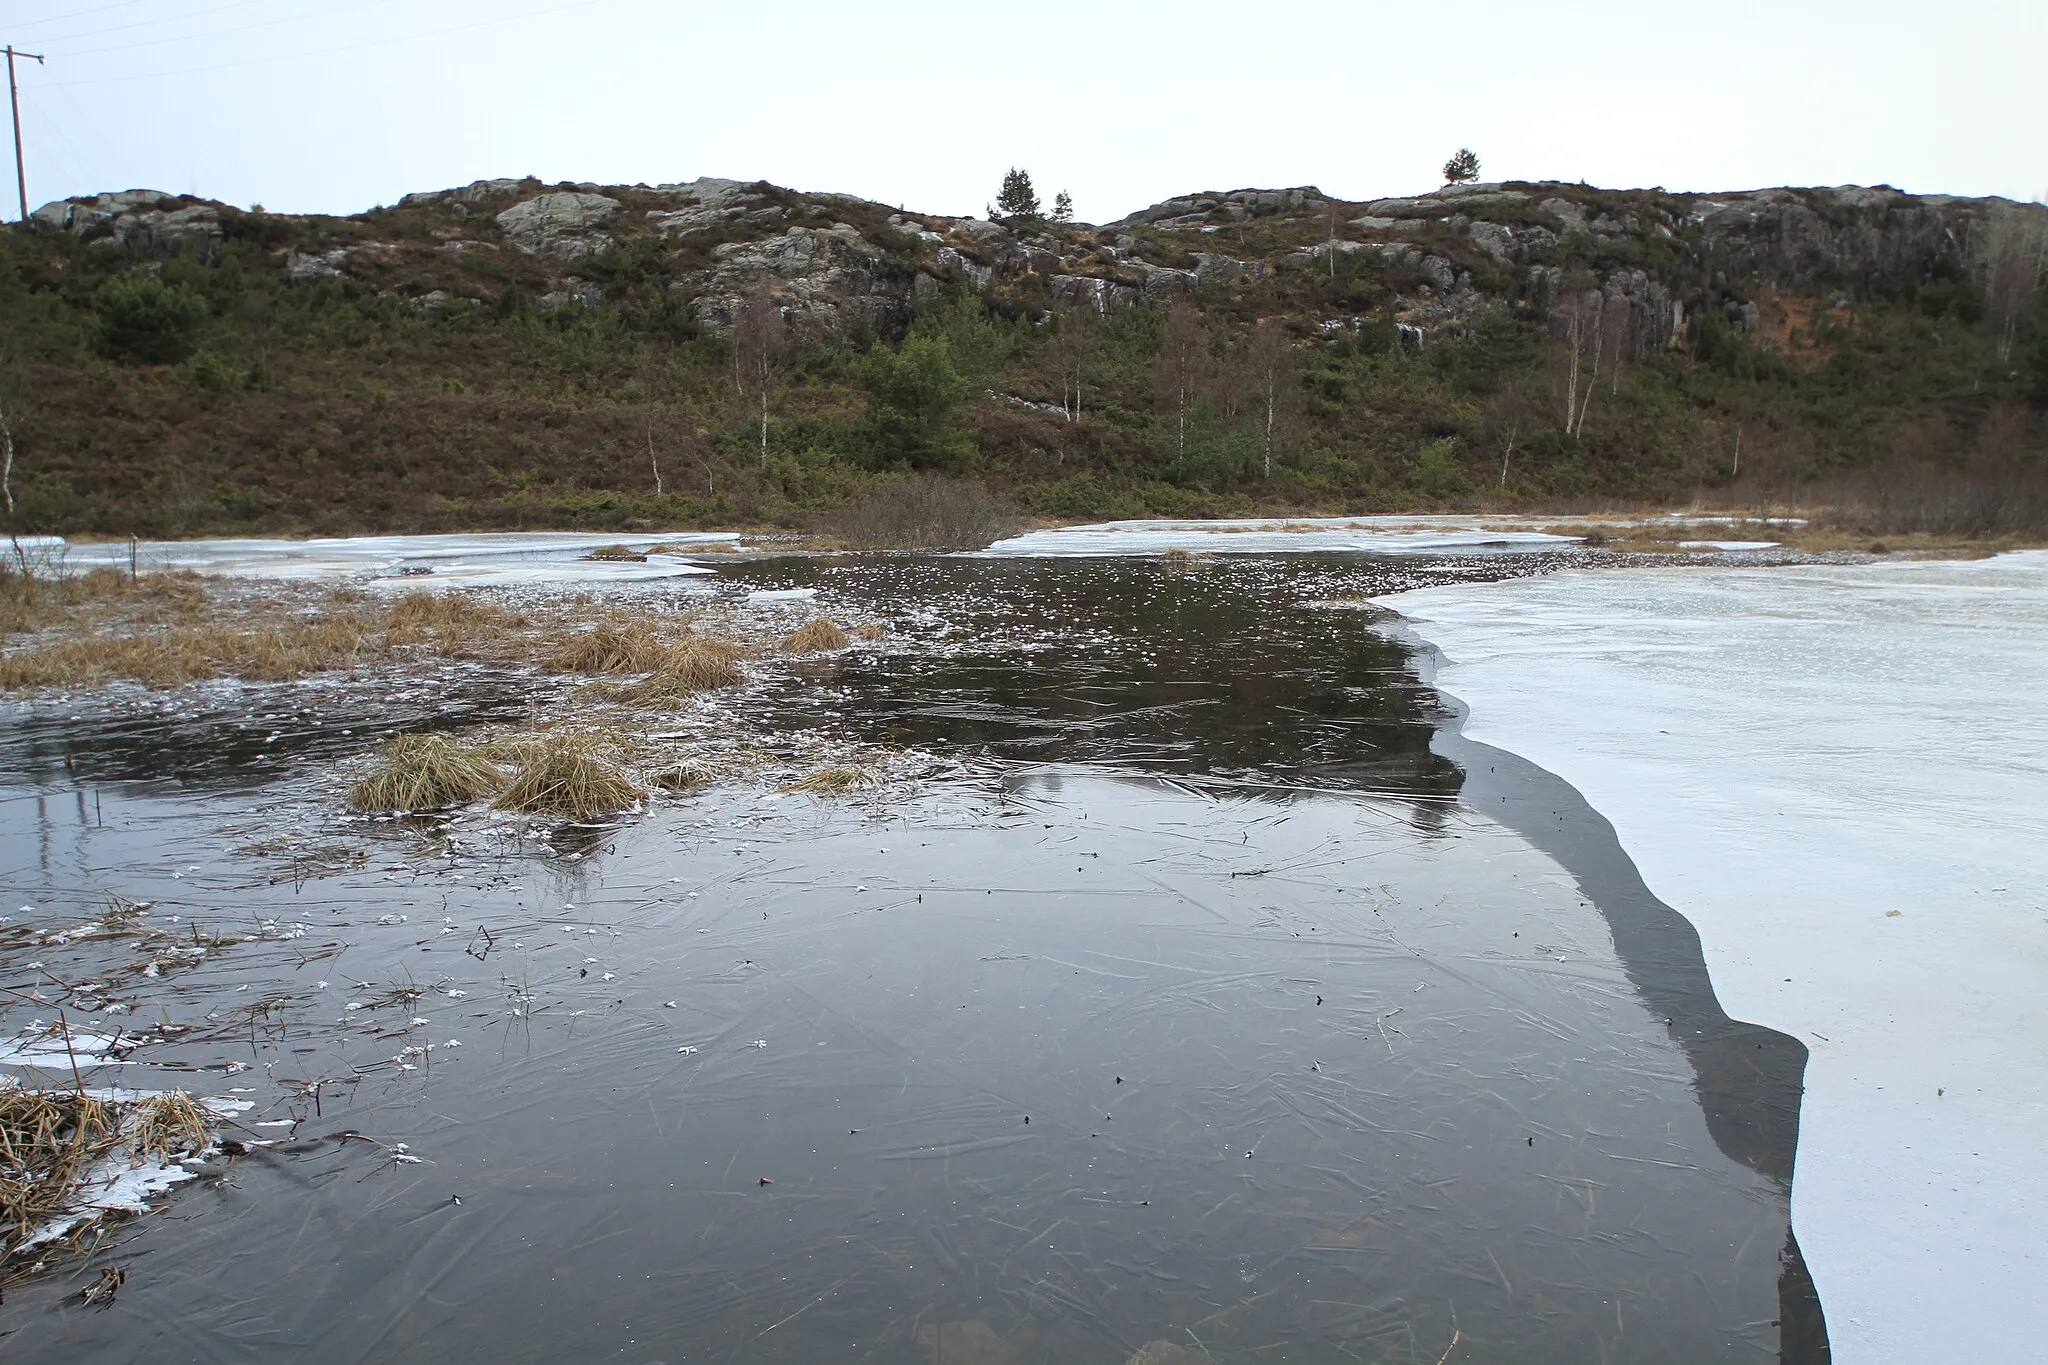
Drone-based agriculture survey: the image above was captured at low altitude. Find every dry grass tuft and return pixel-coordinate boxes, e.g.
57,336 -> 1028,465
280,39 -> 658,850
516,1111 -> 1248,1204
583,544 -> 648,562
649,761 -> 721,792
784,765 -> 877,796
0,567 -> 208,636
548,620 -> 669,674
620,639 -> 745,703
347,733 -> 506,812
384,590 -> 524,653
0,1082 -> 218,1262
495,731 -> 643,819
126,1093 -> 212,1164
783,618 -> 849,654
0,1087 -> 120,1255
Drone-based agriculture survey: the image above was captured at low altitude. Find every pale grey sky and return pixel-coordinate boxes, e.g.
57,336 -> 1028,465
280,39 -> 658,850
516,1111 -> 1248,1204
4,0 -> 2042,221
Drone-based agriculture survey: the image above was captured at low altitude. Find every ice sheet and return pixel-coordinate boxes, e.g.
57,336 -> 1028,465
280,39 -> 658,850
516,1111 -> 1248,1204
984,515 -> 1577,556
42,532 -> 737,585
1382,552 -> 2048,1365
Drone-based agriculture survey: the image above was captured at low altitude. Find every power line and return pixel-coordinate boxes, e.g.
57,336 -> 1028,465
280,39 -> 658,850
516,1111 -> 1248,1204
40,0 -> 625,88
28,0 -> 266,50
4,0 -> 153,33
59,0 -> 400,60
5,44 -> 46,222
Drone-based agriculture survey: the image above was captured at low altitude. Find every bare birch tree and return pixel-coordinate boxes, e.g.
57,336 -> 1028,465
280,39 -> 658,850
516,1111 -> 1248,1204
730,286 -> 789,465
0,315 -> 33,577
1247,319 -> 1300,479
1484,383 -> 1535,487
1549,282 -> 1604,439
1048,302 -> 1097,421
1977,203 -> 2048,365
1154,304 -> 1209,460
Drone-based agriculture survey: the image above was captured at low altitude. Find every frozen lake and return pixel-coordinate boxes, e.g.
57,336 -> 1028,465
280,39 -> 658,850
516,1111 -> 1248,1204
1386,551 -> 2048,1365
1,552 -> 1824,1362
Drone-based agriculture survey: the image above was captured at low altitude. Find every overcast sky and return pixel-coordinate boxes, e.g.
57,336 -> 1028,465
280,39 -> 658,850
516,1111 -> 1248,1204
4,0 -> 2043,222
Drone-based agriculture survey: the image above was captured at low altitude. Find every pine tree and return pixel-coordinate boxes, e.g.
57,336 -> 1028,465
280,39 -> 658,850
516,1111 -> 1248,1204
1442,148 -> 1481,185
1052,190 -> 1073,224
995,168 -> 1041,221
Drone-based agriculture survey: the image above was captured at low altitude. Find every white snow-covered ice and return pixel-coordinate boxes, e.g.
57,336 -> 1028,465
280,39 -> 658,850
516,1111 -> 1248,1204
1382,552 -> 2048,1365
985,515 -> 1577,557
41,532 -> 741,586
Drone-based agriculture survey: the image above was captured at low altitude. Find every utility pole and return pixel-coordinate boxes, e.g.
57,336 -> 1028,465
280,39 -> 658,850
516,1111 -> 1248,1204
5,45 -> 45,224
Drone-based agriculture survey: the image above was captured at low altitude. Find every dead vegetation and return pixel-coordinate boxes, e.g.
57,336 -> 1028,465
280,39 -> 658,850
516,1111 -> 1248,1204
549,619 -> 670,674
347,733 -> 507,813
494,730 -> 643,819
822,475 -> 1019,550
782,618 -> 849,654
0,1081 -> 215,1263
582,544 -> 647,562
783,764 -> 878,796
0,573 -> 765,694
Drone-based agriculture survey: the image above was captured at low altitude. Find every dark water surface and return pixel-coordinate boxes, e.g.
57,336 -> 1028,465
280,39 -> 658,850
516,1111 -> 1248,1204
0,554 -> 1820,1363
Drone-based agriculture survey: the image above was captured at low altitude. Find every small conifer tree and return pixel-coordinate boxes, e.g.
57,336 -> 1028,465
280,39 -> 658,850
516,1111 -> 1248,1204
1052,190 -> 1073,224
995,168 -> 1042,220
1442,148 -> 1481,185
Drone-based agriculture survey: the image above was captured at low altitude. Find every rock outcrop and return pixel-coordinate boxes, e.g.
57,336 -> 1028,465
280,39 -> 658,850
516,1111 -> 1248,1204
31,173 -> 2037,355
30,190 -> 222,252
495,191 -> 622,263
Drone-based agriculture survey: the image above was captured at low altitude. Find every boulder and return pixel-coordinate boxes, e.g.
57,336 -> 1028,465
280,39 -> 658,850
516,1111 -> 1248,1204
1048,274 -> 1138,311
32,191 -> 221,252
1540,197 -> 1591,233
399,179 -> 530,207
286,248 -> 349,283
950,218 -> 1013,250
1192,252 -> 1265,288
935,246 -> 993,291
536,279 -> 603,311
679,224 -> 905,336
1127,260 -> 1196,301
1467,221 -> 1516,264
495,192 -> 622,262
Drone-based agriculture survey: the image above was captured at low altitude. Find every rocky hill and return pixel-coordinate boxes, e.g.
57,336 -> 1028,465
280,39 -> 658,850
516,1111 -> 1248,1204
3,173 -> 2044,537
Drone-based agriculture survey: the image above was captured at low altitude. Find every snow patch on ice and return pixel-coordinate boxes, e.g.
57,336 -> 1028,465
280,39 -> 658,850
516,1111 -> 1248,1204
0,1028 -> 128,1067
45,532 -> 737,586
984,516 -> 1577,557
1383,550 -> 2048,1365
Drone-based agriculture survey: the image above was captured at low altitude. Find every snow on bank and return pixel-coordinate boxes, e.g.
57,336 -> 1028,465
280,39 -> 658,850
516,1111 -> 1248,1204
1381,552 -> 2048,1365
985,515 -> 1576,557
45,533 -> 738,586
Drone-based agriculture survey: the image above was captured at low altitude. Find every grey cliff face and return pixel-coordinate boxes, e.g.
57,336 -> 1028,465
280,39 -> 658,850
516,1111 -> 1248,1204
495,192 -> 623,263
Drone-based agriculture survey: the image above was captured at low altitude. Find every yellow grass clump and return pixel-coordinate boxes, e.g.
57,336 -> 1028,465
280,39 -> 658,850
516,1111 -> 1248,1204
583,544 -> 648,562
650,761 -> 720,792
495,731 -> 643,820
548,620 -> 670,674
384,590 -> 524,652
347,733 -> 507,812
620,639 -> 746,703
784,764 -> 877,796
783,618 -> 849,654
